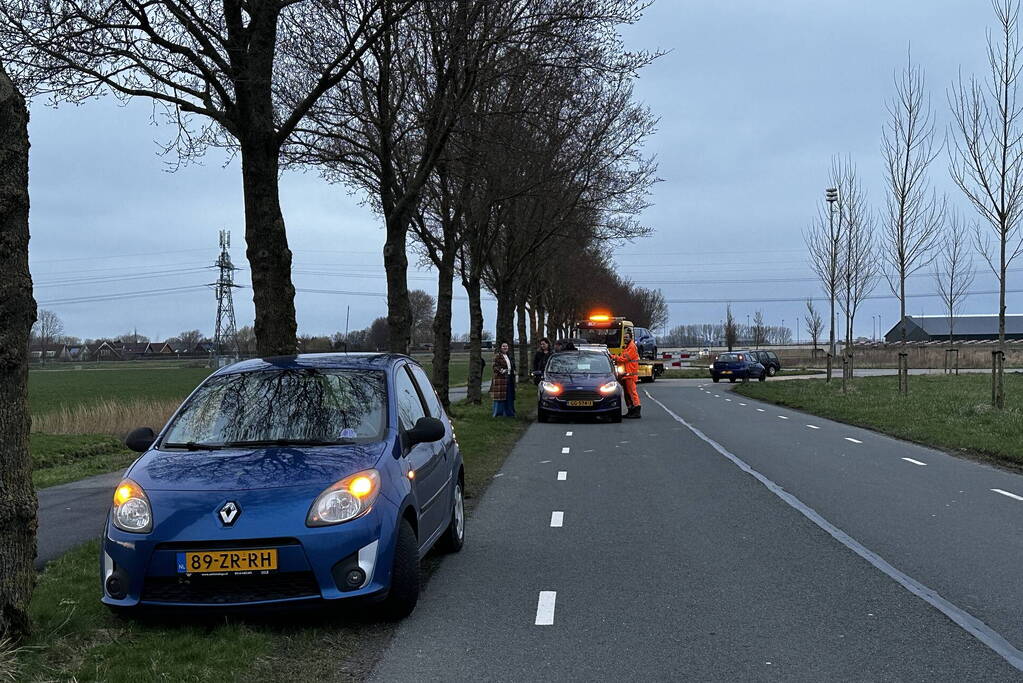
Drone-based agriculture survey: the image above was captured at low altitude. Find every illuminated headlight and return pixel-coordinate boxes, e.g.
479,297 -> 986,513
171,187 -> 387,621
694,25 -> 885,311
615,364 -> 625,374
111,479 -> 153,533
308,469 -> 380,526
540,381 -> 562,395
599,381 -> 618,394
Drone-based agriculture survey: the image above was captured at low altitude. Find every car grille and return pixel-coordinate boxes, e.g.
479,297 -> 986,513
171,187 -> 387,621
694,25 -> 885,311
142,572 -> 320,604
560,390 -> 602,402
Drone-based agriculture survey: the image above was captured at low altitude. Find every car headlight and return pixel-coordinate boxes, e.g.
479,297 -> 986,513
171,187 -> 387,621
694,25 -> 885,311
111,479 -> 153,533
540,380 -> 562,395
307,469 -> 380,527
615,364 -> 625,374
599,381 -> 618,394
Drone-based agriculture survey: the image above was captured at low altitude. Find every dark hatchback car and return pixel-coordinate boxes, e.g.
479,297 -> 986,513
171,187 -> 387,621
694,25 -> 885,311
537,350 -> 623,423
710,351 -> 766,383
749,349 -> 782,376
633,327 -> 658,360
102,354 -> 463,618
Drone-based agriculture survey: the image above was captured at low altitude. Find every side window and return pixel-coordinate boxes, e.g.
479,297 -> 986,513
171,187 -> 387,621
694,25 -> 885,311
409,364 -> 445,420
394,366 -> 427,431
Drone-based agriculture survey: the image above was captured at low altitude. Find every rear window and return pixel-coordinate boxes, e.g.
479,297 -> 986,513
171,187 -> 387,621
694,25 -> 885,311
718,353 -> 740,362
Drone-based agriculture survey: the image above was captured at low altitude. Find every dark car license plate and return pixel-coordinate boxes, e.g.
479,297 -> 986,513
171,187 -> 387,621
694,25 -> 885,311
177,549 -> 277,574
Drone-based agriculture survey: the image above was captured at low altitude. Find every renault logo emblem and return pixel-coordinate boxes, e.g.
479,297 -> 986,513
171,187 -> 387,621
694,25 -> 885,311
218,501 -> 241,526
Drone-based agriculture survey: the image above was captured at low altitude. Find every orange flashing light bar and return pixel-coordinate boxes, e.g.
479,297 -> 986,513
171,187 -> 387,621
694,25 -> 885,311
589,314 -> 611,322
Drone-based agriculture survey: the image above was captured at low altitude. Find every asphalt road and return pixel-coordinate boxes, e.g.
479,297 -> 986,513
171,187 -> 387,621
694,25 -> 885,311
372,380 -> 1023,681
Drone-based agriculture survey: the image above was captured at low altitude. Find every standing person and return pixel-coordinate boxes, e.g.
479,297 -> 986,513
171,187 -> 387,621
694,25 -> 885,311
532,338 -> 552,384
490,341 -> 516,417
613,329 -> 642,419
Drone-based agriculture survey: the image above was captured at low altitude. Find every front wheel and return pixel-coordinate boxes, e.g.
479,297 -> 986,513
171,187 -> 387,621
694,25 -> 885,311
729,377 -> 737,383
767,366 -> 777,377
537,406 -> 549,423
712,377 -> 720,383
438,480 -> 465,553
758,372 -> 767,382
381,520 -> 420,620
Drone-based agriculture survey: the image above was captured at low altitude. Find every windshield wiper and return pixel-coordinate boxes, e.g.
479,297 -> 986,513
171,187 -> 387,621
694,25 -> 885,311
162,441 -> 223,451
221,438 -> 355,448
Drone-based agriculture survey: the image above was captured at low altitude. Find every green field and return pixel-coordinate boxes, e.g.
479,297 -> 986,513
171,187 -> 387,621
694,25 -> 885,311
28,367 -> 213,416
13,387 -> 535,682
734,374 -> 1023,467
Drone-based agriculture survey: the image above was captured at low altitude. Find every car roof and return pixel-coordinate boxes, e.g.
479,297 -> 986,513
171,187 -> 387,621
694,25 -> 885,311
214,352 -> 410,376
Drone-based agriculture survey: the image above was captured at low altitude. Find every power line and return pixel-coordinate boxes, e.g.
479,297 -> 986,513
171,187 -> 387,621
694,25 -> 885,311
663,287 -> 1023,305
37,285 -> 208,306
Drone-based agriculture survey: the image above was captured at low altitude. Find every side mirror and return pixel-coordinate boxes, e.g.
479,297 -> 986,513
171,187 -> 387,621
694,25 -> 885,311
125,427 -> 156,453
405,417 -> 445,446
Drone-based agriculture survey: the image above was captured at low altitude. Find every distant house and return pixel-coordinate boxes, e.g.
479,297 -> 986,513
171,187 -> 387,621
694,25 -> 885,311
28,343 -> 62,361
884,315 -> 1023,343
61,344 -> 86,362
149,341 -> 175,355
83,340 -> 123,361
120,342 -> 152,359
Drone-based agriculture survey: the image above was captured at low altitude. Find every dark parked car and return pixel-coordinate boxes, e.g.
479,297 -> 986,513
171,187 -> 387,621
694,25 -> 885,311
537,350 -> 623,423
102,354 -> 464,618
749,350 -> 782,376
632,327 -> 658,360
710,351 -> 766,383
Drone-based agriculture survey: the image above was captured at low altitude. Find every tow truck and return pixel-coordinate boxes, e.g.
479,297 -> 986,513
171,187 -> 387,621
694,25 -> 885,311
574,314 -> 664,382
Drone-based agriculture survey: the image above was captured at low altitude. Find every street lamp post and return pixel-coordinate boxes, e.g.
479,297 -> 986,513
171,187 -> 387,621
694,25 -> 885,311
826,187 -> 839,382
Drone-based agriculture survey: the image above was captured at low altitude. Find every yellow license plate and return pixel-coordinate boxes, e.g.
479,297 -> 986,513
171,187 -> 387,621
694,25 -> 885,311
179,549 -> 277,574
721,370 -> 732,374
567,400 -> 594,407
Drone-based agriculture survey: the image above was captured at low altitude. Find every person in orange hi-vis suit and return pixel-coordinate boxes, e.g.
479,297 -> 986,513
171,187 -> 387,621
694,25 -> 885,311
613,329 -> 642,419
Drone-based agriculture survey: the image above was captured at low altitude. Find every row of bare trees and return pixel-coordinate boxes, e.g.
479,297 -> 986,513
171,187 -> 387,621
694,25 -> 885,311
807,1 -> 1023,403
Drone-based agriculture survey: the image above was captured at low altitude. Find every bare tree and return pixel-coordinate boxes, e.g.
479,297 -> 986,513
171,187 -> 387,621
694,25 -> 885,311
752,310 -> 766,348
33,308 -> 63,360
933,210 -> 976,358
0,60 -> 37,641
0,0 -> 413,356
881,52 -> 944,361
724,305 -> 737,352
805,298 -> 824,359
408,289 -> 435,348
949,0 -> 1023,408
836,160 -> 879,383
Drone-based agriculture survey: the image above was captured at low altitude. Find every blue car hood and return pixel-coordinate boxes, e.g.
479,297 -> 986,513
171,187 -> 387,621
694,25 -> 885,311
128,442 -> 388,492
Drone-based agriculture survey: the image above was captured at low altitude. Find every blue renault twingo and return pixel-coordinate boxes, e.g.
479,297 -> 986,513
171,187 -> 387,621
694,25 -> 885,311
101,353 -> 464,618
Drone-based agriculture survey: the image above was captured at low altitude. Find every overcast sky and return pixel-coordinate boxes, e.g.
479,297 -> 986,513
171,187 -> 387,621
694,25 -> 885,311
25,1 -> 1009,343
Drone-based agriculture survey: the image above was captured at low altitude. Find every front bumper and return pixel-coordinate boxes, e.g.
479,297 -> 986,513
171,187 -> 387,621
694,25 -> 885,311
101,493 -> 400,609
539,394 -> 621,414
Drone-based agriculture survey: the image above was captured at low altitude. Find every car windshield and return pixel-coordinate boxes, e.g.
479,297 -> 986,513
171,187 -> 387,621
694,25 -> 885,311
547,352 -> 612,374
579,327 -> 622,347
161,368 -> 387,447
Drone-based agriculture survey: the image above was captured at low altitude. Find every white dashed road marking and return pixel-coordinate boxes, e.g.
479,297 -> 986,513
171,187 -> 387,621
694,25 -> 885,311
550,511 -> 564,527
493,473 -> 504,478
778,416 -> 789,420
535,591 -> 557,626
557,471 -> 567,481
902,458 -> 927,466
756,408 -> 765,412
739,403 -> 747,406
561,447 -> 570,454
565,431 -> 573,437
725,398 -> 732,402
992,489 -> 1023,501
806,425 -> 820,430
845,438 -> 863,444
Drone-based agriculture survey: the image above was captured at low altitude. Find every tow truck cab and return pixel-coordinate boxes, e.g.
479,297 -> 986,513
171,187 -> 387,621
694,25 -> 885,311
574,315 -> 664,383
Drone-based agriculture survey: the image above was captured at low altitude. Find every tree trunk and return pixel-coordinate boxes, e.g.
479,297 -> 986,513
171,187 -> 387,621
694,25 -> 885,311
240,135 -> 298,357
430,248 -> 456,407
0,66 -> 38,642
465,271 -> 485,404
495,287 -> 516,347
517,303 -> 529,380
384,209 -> 413,354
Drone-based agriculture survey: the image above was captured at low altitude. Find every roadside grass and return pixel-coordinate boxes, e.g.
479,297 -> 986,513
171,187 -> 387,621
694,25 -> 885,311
29,367 -> 211,416
32,398 -> 181,437
30,434 -> 135,489
733,373 -> 1023,467
418,358 -> 470,388
662,368 -> 823,380
15,386 -> 535,681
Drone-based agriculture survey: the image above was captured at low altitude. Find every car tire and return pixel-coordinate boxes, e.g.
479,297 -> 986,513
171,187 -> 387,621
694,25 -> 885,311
758,372 -> 767,382
382,519 -> 420,620
767,366 -> 777,377
640,376 -> 653,383
610,408 -> 623,423
712,377 -> 720,383
438,480 -> 465,553
729,377 -> 737,383
537,406 -> 549,423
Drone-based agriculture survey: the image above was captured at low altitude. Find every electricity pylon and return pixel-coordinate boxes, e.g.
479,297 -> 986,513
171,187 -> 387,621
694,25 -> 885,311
211,229 -> 240,360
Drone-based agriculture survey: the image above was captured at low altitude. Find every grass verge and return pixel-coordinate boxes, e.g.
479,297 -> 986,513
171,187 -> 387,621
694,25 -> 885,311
29,367 -> 211,416
16,386 -> 535,681
733,373 -> 1023,468
30,434 -> 135,489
